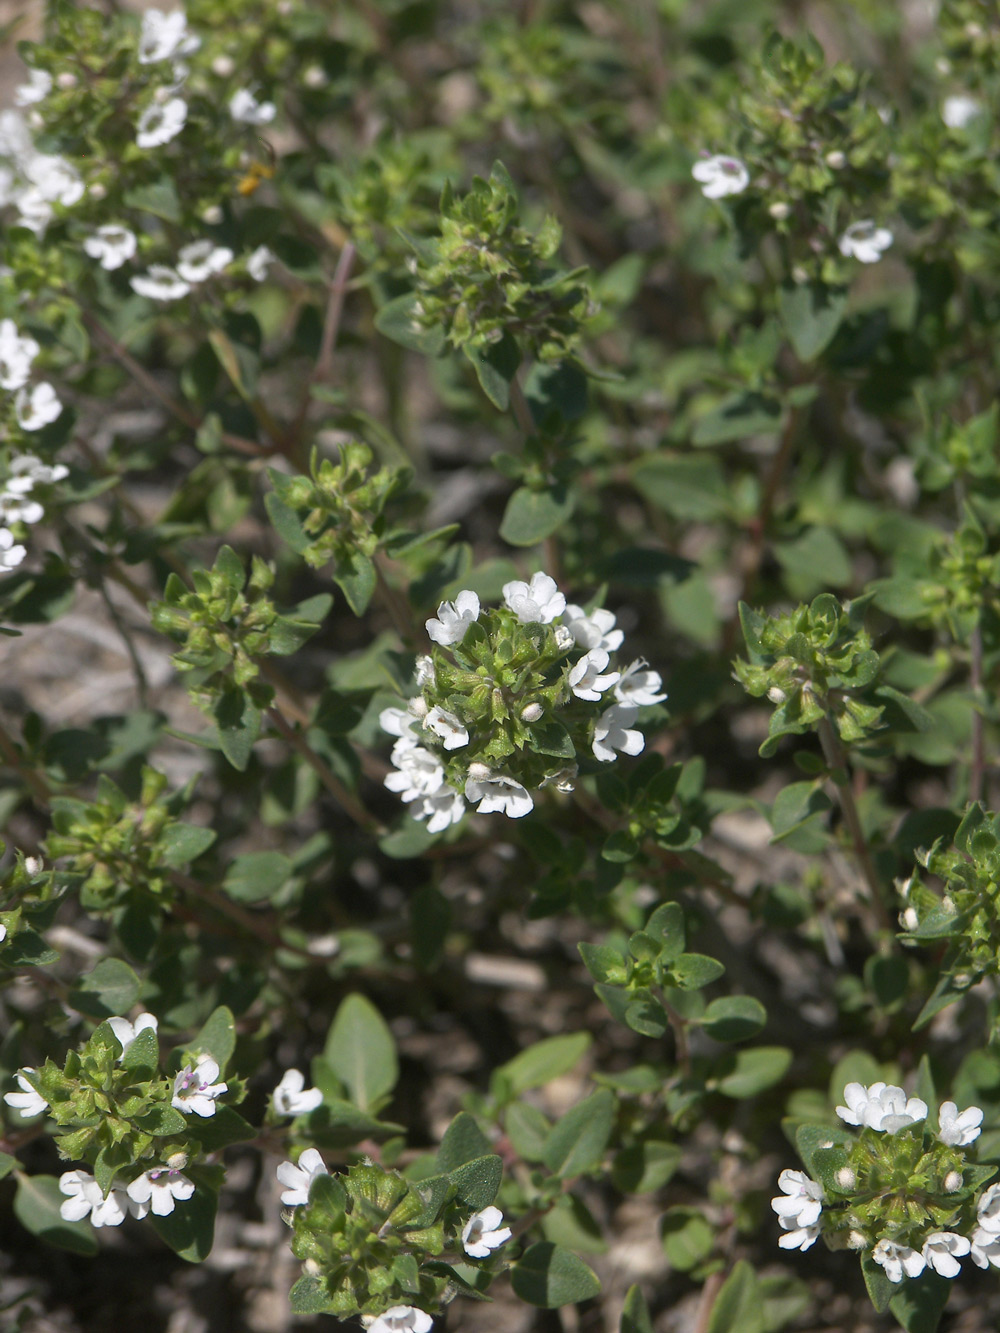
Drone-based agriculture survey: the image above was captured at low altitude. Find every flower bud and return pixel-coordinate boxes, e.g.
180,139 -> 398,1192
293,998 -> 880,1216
24,856 -> 43,874
166,1151 -> 188,1169
409,696 -> 428,719
554,626 -> 574,650
791,264 -> 809,285
89,182 -> 107,201
467,761 -> 491,782
847,1230 -> 867,1250
767,685 -> 787,703
520,702 -> 544,722
201,205 -> 223,225
825,150 -> 846,169
835,1166 -> 856,1190
768,201 -> 791,220
944,1170 -> 963,1192
303,65 -> 328,88
212,55 -> 236,77
900,907 -> 919,931
56,72 -> 77,90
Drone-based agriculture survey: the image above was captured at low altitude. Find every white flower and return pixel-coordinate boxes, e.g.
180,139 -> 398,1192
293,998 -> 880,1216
369,1307 -> 433,1333
461,1206 -> 512,1258
942,94 -> 982,129
413,785 -> 467,833
247,245 -> 274,281
23,154 -> 84,207
971,1227 -> 1000,1268
614,659 -> 666,706
385,741 -> 445,803
0,491 -> 43,525
380,706 -> 422,740
415,655 -> 435,687
424,706 -> 469,750
3,1068 -> 47,1117
14,187 -> 53,235
138,8 -> 201,64
229,88 -> 276,125
568,649 -> 620,702
172,1053 -> 227,1117
835,1082 -> 928,1133
136,97 -> 188,149
15,382 -> 61,432
938,1100 -> 983,1147
130,266 -> 191,301
126,1167 -> 194,1217
0,319 -> 39,391
83,224 -> 137,271
6,454 -> 68,490
0,923 -> 6,942
273,1068 -> 324,1116
692,155 -> 750,199
502,573 -> 565,624
592,703 -> 645,763
465,767 -> 533,819
276,1147 -> 328,1206
176,239 -> 234,284
107,1012 -> 158,1060
922,1231 -> 970,1278
777,1216 -> 820,1251
15,70 -> 52,107
562,604 -> 623,653
838,220 -> 893,264
770,1169 -> 823,1228
426,590 -> 480,645
872,1238 -> 926,1283
59,1171 -> 130,1227
977,1183 -> 1000,1233
0,529 -> 27,571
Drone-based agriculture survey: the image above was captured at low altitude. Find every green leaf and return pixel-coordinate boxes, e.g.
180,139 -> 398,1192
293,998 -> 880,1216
0,1150 -> 18,1179
611,1139 -> 681,1194
213,687 -> 261,771
660,1207 -> 714,1270
645,902 -> 686,961
151,1183 -> 218,1262
714,1047 -> 792,1099
437,1112 -> 493,1172
185,1105 -> 256,1152
134,1104 -> 189,1136
68,958 -> 140,1019
466,332 -> 521,411
707,1260 -> 765,1333
374,293 -> 444,353
222,850 -> 293,903
124,176 -> 181,223
778,282 -> 847,361
578,942 -> 627,984
511,1242 -> 601,1308
632,454 -> 729,520
621,1285 -> 653,1333
505,1101 -> 552,1161
14,1173 -> 98,1256
670,953 -> 725,990
700,996 -> 766,1042
288,1275 -> 335,1314
121,1026 -> 159,1079
500,484 -> 575,546
410,884 -> 451,971
191,1006 -> 236,1074
159,822 -> 217,867
333,551 -> 377,616
264,490 -> 310,553
324,993 -> 398,1111
691,392 -> 782,447
493,1032 -> 591,1097
887,1270 -> 951,1333
449,1154 -> 503,1210
860,1252 -> 893,1314
542,1090 -> 615,1178
794,1123 -> 855,1180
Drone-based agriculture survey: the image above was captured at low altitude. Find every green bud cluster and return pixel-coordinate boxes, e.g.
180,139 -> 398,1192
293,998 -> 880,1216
289,1155 -> 504,1318
735,594 -> 894,756
916,513 -> 1000,642
405,163 -> 593,364
44,767 -> 214,912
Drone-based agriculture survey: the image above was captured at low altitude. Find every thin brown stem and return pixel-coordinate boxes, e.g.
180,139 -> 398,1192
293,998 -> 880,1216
509,376 -> 535,437
266,705 -> 383,834
817,714 -> 892,933
969,619 -> 985,805
289,241 -> 357,448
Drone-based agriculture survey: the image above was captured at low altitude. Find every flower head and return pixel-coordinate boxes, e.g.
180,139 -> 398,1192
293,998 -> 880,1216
126,1167 -> 194,1217
0,529 -> 27,571
59,1171 -> 131,1227
84,224 -> 137,271
369,1308 -> 433,1333
425,589 -> 480,645
385,742 -> 445,804
138,8 -> 201,64
592,703 -> 645,763
176,239 -> 234,284
136,97 -> 188,149
614,659 -> 666,707
777,1216 -> 820,1251
838,220 -> 893,264
0,319 -> 39,391
172,1053 -> 227,1116
502,573 -> 565,624
971,1227 -> 1000,1268
229,88 -> 276,125
922,1231 -> 970,1278
770,1169 -> 823,1228
465,767 -> 533,818
942,94 -> 982,129
461,1206 -> 512,1258
4,1067 -> 48,1118
563,604 -> 623,653
568,649 -> 620,702
276,1146 -> 328,1206
273,1068 -> 324,1116
15,382 -> 61,432
424,706 -> 470,750
835,1081 -> 927,1133
692,155 -> 749,199
937,1100 -> 983,1147
131,265 -> 191,302
977,1182 -> 1000,1234
15,70 -> 52,107
107,1012 -> 158,1060
413,785 -> 467,833
247,245 -> 274,281
873,1238 -> 926,1283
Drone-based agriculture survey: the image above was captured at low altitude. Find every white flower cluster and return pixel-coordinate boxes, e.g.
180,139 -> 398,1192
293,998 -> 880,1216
690,153 -> 894,264
0,108 -> 84,235
772,1081 -> 993,1283
381,575 -> 665,829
